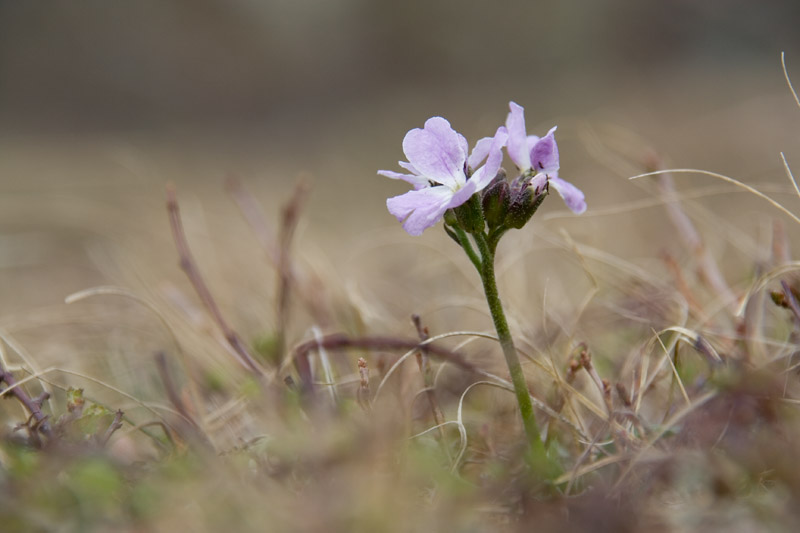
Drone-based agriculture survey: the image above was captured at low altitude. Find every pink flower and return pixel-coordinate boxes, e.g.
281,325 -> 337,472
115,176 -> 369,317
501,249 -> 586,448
379,117 -> 508,236
505,102 -> 586,214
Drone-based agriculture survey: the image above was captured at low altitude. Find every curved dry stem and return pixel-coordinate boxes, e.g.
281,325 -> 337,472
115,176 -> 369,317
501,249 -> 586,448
630,169 -> 800,226
452,381 -> 508,473
633,326 -> 718,415
736,261 -> 800,317
782,51 -> 800,110
541,183 -> 796,222
0,329 -> 53,401
65,285 -> 204,430
781,153 -> 799,205
652,328 -> 691,408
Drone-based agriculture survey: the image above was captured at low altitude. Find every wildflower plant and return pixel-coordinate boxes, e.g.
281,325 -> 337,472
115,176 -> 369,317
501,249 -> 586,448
379,101 -> 586,480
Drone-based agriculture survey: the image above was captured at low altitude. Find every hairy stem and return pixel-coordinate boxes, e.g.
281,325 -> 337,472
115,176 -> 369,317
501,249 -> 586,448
471,232 -> 557,479
452,225 -> 481,271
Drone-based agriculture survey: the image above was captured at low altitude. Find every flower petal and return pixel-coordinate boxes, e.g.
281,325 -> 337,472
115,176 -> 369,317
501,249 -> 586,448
529,174 -> 548,195
549,176 -> 586,214
468,126 -> 509,191
386,186 -> 455,236
530,126 -> 559,174
447,179 -> 479,209
377,169 -> 430,190
398,160 -> 420,174
467,137 -> 493,171
402,117 -> 466,188
526,135 -> 540,156
456,133 -> 469,163
505,102 -> 531,170
467,126 -> 507,171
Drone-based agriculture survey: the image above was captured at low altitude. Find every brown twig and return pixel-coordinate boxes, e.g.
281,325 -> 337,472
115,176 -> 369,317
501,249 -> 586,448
0,360 -> 51,439
226,176 -> 331,327
276,180 -> 311,359
291,334 -> 478,394
98,409 -> 124,447
166,185 -> 263,377
781,280 -> 800,323
412,315 -> 447,437
357,357 -> 371,411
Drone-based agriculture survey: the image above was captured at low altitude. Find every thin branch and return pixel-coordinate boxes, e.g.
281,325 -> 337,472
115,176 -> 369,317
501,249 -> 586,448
356,357 -> 371,411
781,280 -> 800,324
276,180 -> 311,359
0,359 -> 51,438
412,314 -> 449,454
290,333 -> 478,394
98,410 -> 124,447
166,185 -> 264,377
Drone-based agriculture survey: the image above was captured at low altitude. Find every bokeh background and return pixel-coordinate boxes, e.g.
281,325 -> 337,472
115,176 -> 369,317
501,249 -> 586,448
2,3 -> 800,530
0,0 -> 799,378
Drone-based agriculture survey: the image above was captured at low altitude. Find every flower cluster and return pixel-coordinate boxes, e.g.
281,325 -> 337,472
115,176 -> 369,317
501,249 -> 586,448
378,102 -> 585,236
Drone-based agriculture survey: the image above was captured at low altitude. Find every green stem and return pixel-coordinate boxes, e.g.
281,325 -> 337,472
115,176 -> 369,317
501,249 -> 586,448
472,232 -> 558,480
452,226 -> 482,271
486,226 -> 509,255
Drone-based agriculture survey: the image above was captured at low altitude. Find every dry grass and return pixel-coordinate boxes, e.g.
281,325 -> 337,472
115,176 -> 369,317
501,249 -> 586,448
1,64 -> 800,531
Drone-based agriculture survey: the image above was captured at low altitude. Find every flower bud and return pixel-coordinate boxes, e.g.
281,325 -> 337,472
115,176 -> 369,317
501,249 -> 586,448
443,208 -> 459,227
481,170 -> 510,230
454,193 -> 485,234
505,182 -> 548,229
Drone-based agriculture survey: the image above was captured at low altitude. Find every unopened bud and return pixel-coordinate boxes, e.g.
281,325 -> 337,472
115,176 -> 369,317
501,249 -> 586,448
481,171 -> 510,230
443,208 -> 459,227
504,183 -> 548,229
454,193 -> 484,234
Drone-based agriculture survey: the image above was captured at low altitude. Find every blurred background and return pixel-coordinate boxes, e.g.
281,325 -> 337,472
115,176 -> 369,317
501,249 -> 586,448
2,0 -> 799,130
0,0 -> 799,367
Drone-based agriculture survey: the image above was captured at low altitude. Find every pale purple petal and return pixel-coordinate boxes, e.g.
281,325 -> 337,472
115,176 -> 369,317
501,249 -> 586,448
456,133 -> 469,163
526,135 -> 540,156
549,176 -> 586,214
402,117 -> 467,189
468,126 -> 509,191
386,186 -> 455,236
448,180 -> 480,209
505,102 -> 531,170
467,137 -> 493,170
467,126 -> 507,171
530,126 -> 559,174
398,160 -> 420,174
377,169 -> 430,190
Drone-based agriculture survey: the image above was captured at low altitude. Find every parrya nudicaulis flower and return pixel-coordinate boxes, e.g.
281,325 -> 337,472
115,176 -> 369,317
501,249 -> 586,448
377,102 -> 583,479
505,101 -> 586,214
378,117 -> 508,236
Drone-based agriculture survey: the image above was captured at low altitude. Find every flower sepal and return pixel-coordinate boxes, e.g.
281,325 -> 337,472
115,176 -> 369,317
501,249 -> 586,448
454,193 -> 485,234
442,222 -> 461,245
